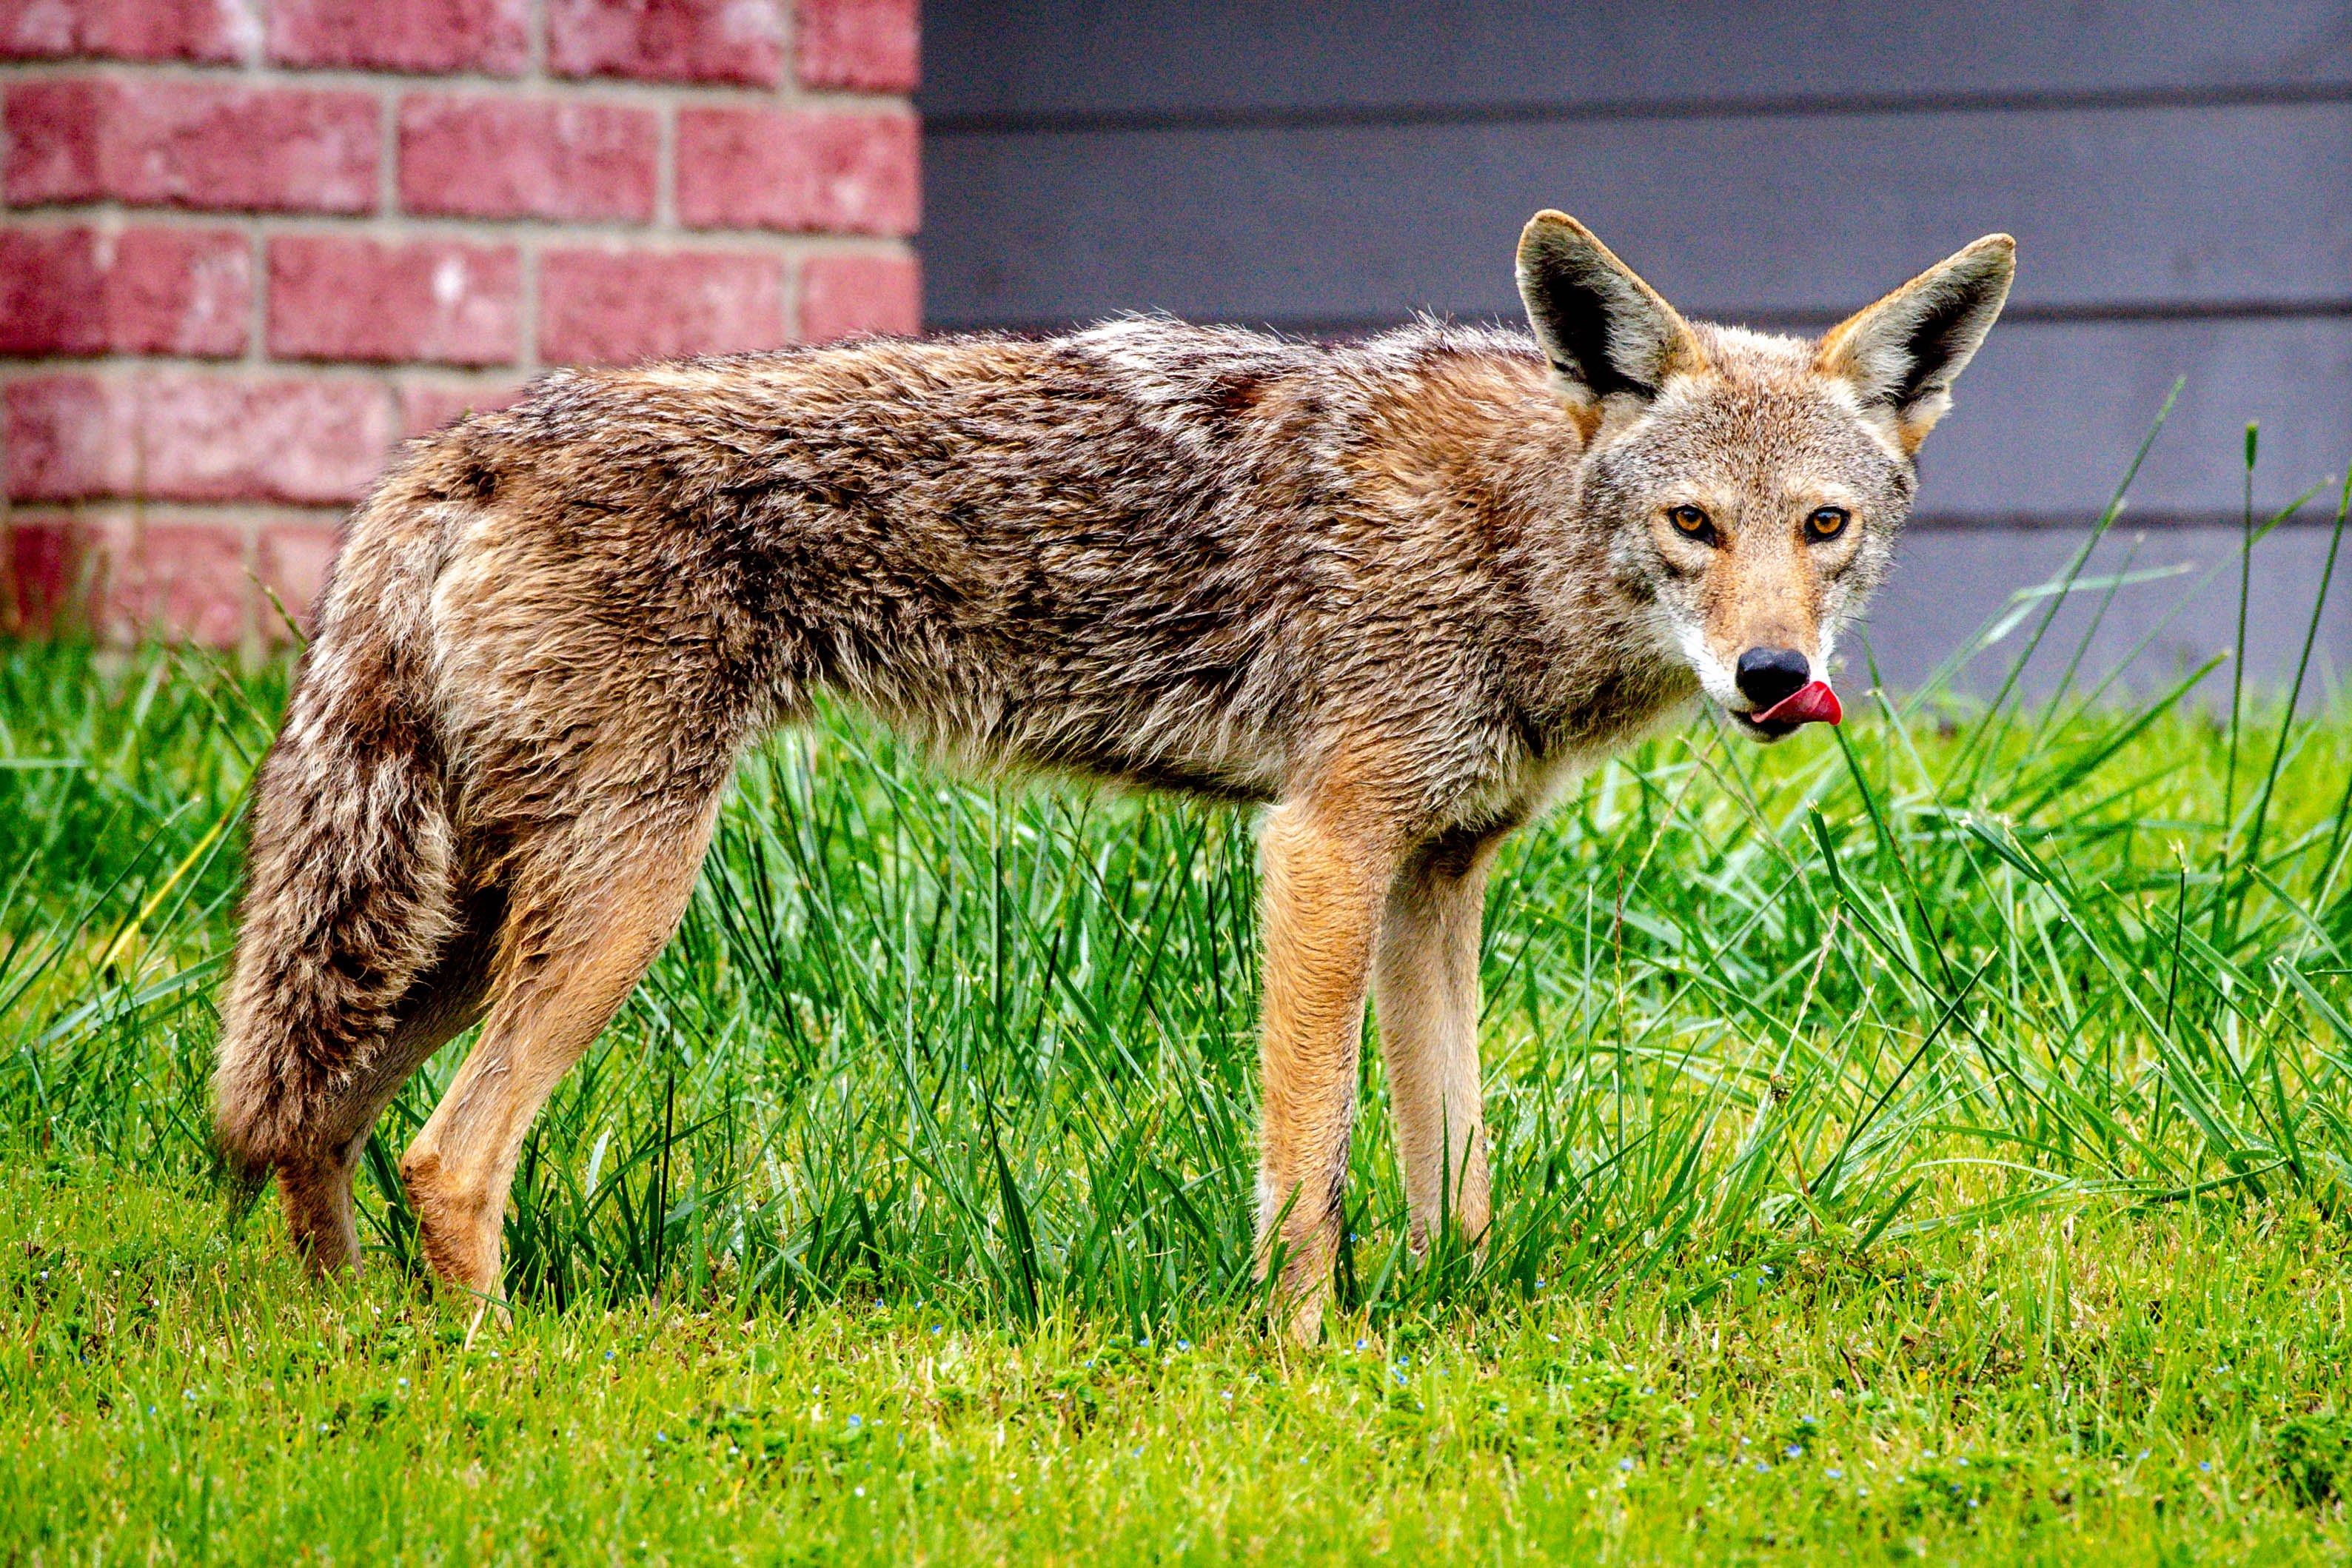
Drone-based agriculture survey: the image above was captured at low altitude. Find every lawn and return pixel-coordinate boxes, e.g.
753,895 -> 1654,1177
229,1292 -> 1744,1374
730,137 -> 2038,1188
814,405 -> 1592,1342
7,472 -> 2352,1562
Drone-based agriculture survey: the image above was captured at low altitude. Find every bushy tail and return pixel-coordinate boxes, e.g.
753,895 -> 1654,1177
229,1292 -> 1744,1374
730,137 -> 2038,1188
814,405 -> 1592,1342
212,498 -> 461,1179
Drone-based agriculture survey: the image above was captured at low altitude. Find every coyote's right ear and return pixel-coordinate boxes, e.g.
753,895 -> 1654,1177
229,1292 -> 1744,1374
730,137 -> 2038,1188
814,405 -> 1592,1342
1515,211 -> 1705,411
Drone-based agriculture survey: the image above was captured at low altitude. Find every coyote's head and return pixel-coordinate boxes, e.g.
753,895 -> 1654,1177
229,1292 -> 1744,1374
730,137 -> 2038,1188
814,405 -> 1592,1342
1516,212 -> 2014,740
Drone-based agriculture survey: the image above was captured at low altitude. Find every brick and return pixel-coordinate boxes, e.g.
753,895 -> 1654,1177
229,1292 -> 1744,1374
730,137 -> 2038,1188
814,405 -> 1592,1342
0,508 -> 243,645
118,520 -> 249,645
269,0 -> 526,74
5,509 -> 136,634
6,375 -> 139,500
141,372 -> 395,503
539,247 -> 785,366
675,107 -> 917,235
400,376 -> 526,438
547,0 -> 782,85
269,235 -> 520,366
101,226 -> 251,355
0,225 -> 249,356
0,0 -> 251,64
4,78 -> 106,200
8,513 -> 87,633
5,78 -> 378,213
799,250 -> 917,341
7,372 -> 391,504
257,520 -> 341,636
398,94 -> 657,223
794,0 -> 914,92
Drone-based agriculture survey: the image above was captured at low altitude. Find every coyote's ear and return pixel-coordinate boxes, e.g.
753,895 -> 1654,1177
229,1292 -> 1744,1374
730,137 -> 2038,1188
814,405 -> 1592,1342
1816,234 -> 2015,452
1515,211 -> 1705,411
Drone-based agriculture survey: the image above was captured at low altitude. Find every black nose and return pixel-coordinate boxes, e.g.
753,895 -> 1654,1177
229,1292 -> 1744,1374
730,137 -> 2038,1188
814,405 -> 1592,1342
1735,646 -> 1811,710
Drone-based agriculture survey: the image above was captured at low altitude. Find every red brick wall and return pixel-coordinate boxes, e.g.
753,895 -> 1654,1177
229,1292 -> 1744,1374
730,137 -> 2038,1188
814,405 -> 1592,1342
0,0 -> 919,646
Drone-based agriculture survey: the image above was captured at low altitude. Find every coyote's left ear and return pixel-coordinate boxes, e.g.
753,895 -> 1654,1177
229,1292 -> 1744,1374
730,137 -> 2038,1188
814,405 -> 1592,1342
1516,211 -> 1706,412
1817,235 -> 2016,453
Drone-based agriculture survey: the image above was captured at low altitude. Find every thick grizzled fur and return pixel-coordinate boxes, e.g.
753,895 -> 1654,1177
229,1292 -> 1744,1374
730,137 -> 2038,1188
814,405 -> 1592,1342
215,213 -> 2013,1340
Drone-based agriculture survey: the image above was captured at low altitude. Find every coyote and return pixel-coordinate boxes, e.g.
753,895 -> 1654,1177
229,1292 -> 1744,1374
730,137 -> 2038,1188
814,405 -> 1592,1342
213,212 -> 2013,1341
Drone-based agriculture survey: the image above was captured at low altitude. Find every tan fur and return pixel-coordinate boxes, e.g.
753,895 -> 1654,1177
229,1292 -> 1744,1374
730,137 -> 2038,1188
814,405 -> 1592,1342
212,214 -> 2013,1344
401,794 -> 722,1313
1253,793 -> 1399,1340
1374,829 -> 1502,1250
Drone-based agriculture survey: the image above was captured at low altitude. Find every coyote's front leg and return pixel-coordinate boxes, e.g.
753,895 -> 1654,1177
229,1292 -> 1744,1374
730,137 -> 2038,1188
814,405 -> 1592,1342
1374,832 -> 1496,1253
1254,796 -> 1398,1346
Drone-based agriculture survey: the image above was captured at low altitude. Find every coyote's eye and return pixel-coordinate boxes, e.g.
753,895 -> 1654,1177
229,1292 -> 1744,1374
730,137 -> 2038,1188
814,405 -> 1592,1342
1805,506 -> 1850,542
1667,504 -> 1718,546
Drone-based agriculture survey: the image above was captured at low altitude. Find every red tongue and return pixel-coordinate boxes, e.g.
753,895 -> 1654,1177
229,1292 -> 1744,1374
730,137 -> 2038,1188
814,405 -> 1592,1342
1758,680 -> 1843,727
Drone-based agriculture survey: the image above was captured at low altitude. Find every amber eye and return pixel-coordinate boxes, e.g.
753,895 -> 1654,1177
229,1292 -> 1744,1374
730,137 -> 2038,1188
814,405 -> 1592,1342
1668,504 -> 1718,545
1806,506 -> 1851,542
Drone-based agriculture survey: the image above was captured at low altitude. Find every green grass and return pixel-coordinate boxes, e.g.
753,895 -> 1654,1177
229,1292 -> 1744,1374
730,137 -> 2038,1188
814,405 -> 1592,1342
6,437 -> 2352,1561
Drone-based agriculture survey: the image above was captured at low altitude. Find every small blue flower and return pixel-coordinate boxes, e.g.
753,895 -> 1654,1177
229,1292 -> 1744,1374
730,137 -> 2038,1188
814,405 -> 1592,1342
1176,1340 -> 1190,1351
1617,1457 -> 1635,1472
2199,1461 -> 2212,1472
1786,1445 -> 1803,1459
847,1414 -> 862,1429
1826,1468 -> 1843,1479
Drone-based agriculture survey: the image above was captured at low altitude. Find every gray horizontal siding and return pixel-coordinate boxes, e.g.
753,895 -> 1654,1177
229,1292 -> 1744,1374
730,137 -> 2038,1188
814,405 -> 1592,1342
1865,524 -> 2351,702
924,1 -> 2352,120
924,102 -> 2352,328
1921,318 -> 2352,522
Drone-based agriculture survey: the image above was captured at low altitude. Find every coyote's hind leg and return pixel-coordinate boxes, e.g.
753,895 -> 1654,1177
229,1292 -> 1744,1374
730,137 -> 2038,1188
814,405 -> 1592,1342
399,803 -> 721,1320
275,890 -> 504,1277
